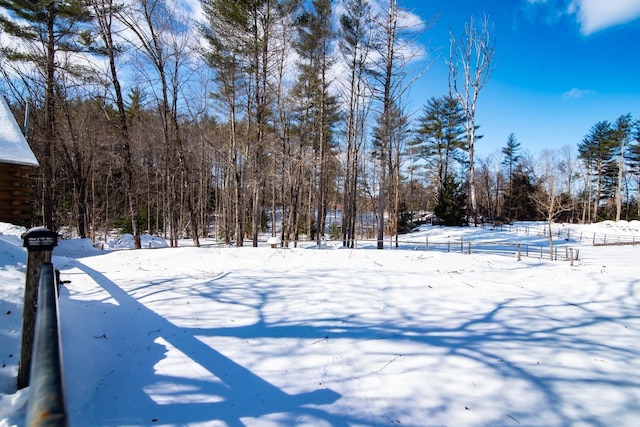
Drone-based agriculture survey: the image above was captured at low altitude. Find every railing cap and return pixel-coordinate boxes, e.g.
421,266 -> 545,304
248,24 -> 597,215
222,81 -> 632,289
22,227 -> 58,251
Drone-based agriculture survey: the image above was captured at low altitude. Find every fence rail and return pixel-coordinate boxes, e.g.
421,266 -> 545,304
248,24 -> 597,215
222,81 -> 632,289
422,238 -> 579,262
25,262 -> 68,427
503,224 -> 640,247
249,236 -> 579,262
590,234 -> 640,246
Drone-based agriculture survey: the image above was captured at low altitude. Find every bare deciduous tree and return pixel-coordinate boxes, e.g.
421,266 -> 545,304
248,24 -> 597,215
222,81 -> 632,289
448,15 -> 496,225
370,0 -> 426,248
531,149 -> 570,260
338,0 -> 374,248
91,0 -> 142,248
118,0 -> 200,247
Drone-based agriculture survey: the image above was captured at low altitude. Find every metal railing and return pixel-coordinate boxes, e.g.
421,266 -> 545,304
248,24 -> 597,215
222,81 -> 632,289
25,262 -> 68,427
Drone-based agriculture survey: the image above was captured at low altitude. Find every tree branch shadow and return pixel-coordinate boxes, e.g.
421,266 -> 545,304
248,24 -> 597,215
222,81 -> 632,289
59,254 -> 640,426
61,261 -> 348,426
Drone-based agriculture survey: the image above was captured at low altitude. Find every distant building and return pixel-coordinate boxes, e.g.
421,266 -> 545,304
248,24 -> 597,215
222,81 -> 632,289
0,96 -> 39,227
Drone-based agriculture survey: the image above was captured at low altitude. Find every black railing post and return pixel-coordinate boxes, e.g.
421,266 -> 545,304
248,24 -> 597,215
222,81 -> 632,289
19,227 -> 58,389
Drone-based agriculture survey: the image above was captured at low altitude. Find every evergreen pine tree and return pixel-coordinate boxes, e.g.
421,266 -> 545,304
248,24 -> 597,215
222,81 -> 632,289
578,120 -> 616,222
338,0 -> 373,248
503,166 -> 539,220
612,113 -> 635,221
411,96 -> 466,193
0,0 -> 93,230
434,175 -> 467,226
501,133 -> 521,219
292,0 -> 339,244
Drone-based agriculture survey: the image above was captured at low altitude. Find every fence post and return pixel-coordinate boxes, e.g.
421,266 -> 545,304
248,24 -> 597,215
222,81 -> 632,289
425,236 -> 428,251
460,238 -> 464,254
517,243 -> 521,261
570,248 -> 574,267
18,228 -> 58,389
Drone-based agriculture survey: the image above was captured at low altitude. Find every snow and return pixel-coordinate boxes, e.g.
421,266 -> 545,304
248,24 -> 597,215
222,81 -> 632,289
2,221 -> 640,426
0,97 -> 38,167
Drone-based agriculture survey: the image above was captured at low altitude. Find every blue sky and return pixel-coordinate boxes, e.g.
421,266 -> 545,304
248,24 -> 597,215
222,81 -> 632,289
402,0 -> 640,158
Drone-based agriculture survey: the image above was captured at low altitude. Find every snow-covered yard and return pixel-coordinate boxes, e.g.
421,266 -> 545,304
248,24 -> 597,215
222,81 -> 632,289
2,221 -> 640,426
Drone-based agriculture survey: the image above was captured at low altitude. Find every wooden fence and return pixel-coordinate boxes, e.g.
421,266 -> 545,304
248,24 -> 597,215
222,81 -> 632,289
493,224 -> 640,248
252,236 -> 579,263
393,237 -> 578,262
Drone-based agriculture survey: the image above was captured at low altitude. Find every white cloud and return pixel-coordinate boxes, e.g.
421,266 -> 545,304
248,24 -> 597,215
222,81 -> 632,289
562,87 -> 596,99
176,0 -> 206,25
568,0 -> 640,35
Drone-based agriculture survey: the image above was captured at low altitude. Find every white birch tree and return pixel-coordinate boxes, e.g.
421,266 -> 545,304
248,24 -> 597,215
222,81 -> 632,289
448,15 -> 495,225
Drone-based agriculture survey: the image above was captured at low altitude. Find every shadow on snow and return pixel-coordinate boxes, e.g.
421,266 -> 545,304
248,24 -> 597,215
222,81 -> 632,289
60,257 -> 640,426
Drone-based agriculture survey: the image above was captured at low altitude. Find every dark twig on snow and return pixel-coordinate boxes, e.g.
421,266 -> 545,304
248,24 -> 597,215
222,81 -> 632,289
309,336 -> 329,345
375,355 -> 402,373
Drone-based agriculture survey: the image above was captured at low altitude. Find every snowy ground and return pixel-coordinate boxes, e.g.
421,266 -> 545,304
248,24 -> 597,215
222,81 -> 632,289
2,221 -> 640,426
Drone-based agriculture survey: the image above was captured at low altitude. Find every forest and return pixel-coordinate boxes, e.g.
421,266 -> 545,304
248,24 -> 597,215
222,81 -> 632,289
1,0 -> 639,249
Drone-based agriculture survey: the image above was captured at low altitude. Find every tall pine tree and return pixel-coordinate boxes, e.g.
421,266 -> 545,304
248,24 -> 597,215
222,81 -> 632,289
434,175 -> 467,226
0,0 -> 93,230
578,120 -> 616,222
501,133 -> 521,219
411,95 -> 466,194
338,0 -> 373,248
293,0 -> 339,244
612,113 -> 635,221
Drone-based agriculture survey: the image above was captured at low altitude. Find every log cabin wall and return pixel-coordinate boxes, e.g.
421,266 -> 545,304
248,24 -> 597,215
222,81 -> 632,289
0,163 -> 37,227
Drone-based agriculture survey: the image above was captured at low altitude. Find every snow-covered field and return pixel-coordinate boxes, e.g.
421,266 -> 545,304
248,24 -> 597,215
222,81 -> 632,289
2,221 -> 640,426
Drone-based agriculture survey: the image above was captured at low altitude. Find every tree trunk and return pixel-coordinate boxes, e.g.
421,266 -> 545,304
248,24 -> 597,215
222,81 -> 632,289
616,148 -> 624,222
96,0 -> 142,248
377,164 -> 386,249
547,217 -> 554,261
593,163 -> 601,222
43,7 -> 57,230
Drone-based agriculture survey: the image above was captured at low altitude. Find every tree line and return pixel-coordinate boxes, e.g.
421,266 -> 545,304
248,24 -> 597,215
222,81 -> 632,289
0,0 -> 638,249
